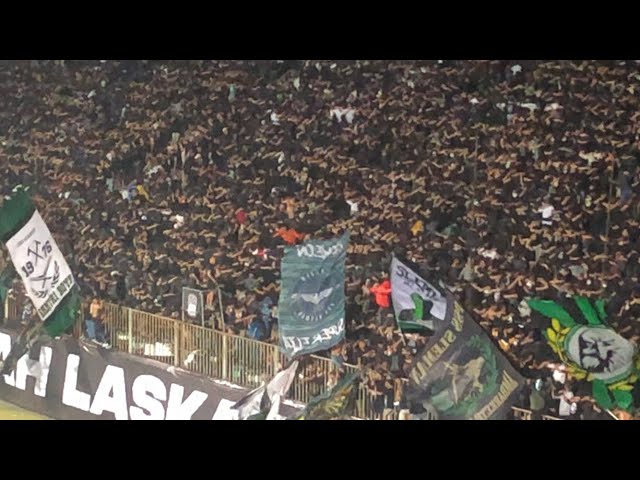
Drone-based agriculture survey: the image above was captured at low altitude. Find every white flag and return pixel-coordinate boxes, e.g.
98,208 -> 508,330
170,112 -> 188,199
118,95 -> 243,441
232,361 -> 299,420
231,384 -> 267,420
266,394 -> 285,420
390,256 -> 447,331
6,211 -> 75,321
266,360 -> 299,401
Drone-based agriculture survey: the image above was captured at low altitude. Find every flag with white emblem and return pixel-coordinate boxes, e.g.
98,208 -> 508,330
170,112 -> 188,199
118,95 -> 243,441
390,256 -> 448,333
6,210 -> 74,320
0,186 -> 80,337
278,233 -> 348,358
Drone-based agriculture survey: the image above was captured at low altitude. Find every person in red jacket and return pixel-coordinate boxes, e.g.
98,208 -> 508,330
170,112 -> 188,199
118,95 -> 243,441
235,208 -> 247,225
274,226 -> 305,245
370,279 -> 392,309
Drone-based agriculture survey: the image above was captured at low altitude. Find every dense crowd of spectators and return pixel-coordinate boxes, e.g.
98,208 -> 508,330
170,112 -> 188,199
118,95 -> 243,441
1,59 -> 638,419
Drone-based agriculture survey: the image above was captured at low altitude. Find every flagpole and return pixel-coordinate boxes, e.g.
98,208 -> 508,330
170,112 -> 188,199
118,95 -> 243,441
466,134 -> 480,306
472,135 -> 479,201
602,162 -> 615,278
390,254 -> 409,346
217,285 -> 225,332
201,289 -> 205,328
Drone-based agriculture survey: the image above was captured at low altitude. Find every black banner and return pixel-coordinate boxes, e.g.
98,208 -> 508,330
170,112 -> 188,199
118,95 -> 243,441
0,328 -> 300,420
408,293 -> 524,420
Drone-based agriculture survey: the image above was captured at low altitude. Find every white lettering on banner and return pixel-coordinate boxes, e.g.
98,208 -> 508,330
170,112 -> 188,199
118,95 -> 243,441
282,336 -> 310,355
394,265 -> 441,299
311,318 -> 345,344
165,384 -> 208,420
62,354 -> 91,412
211,399 -> 239,420
61,352 -> 210,419
62,354 -> 209,419
5,211 -> 75,321
283,318 -> 345,354
0,331 -> 52,395
129,375 -> 167,420
0,332 -> 15,387
295,242 -> 344,260
89,365 -> 128,420
15,346 -> 52,397
0,339 -> 277,420
390,257 -> 448,322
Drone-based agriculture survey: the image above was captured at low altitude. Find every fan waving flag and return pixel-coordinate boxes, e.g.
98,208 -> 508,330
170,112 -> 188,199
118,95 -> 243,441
408,292 -> 524,420
0,186 -> 80,337
7,210 -> 74,320
232,384 -> 268,420
296,370 -> 360,420
232,361 -> 299,420
279,233 -> 348,358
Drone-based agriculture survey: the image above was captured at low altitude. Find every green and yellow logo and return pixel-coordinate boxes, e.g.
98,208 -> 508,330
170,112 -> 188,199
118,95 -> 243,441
529,297 -> 638,411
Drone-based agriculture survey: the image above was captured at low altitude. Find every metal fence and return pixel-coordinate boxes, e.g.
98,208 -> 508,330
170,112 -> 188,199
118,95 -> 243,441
4,295 -> 558,420
511,406 -> 560,421
89,301 -> 369,416
5,291 -> 19,324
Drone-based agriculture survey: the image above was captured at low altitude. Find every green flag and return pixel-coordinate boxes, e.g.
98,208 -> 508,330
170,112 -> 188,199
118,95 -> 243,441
297,371 -> 360,420
278,233 -> 348,358
409,293 -> 524,420
0,186 -> 80,338
528,296 -> 639,411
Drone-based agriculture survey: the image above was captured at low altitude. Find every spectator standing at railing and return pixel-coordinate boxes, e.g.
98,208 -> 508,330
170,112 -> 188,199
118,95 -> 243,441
21,295 -> 33,327
86,297 -> 109,346
86,297 -> 101,341
382,377 -> 396,420
527,379 -> 546,419
0,266 -> 15,325
330,344 -> 348,368
257,296 -> 273,321
247,316 -> 267,341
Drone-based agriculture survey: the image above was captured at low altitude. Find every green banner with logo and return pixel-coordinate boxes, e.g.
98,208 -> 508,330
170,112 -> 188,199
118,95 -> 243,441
529,297 -> 639,411
408,292 -> 524,420
278,233 -> 348,358
296,371 -> 360,420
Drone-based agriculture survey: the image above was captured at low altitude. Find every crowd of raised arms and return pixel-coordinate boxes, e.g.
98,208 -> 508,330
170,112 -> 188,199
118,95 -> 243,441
1,59 -> 639,420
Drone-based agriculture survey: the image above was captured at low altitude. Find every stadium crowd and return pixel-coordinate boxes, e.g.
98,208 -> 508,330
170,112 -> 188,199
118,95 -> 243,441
1,59 -> 639,420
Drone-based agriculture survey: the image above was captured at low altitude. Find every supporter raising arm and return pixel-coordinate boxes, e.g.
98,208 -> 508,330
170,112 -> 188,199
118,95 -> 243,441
369,278 -> 392,309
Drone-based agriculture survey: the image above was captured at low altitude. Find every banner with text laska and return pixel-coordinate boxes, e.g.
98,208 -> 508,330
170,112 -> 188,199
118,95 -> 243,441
6,211 -> 75,321
279,233 -> 348,358
408,293 -> 524,420
0,328 -> 303,420
390,256 -> 448,333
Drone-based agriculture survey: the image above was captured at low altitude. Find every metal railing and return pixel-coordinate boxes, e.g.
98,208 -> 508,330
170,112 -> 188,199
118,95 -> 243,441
6,291 -> 19,324
4,295 -> 559,420
92,301 -> 368,416
511,406 -> 560,421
